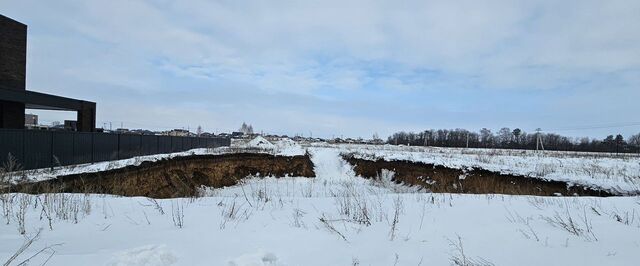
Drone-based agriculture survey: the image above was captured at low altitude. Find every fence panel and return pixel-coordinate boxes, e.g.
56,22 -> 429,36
181,137 -> 188,151
52,131 -> 75,167
0,129 -> 230,170
93,133 -> 118,162
24,130 -> 52,170
190,137 -> 197,150
171,136 -> 182,152
158,136 -> 172,154
118,134 -> 142,159
0,129 -> 24,169
196,137 -> 202,148
207,137 -> 215,148
211,137 -> 230,148
73,132 -> 93,165
189,137 -> 195,150
197,137 -> 205,148
140,135 -> 158,156
180,137 -> 190,151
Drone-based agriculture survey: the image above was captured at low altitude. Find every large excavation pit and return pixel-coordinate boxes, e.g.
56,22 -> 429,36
11,153 -> 316,198
344,155 -> 616,197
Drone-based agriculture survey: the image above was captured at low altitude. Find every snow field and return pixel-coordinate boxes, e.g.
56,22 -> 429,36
0,147 -> 639,265
331,143 -> 640,194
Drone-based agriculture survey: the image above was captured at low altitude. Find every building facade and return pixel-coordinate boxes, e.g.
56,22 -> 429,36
0,14 -> 97,132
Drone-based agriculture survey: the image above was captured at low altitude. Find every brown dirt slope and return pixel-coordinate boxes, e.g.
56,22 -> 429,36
13,153 -> 315,198
344,156 -> 614,197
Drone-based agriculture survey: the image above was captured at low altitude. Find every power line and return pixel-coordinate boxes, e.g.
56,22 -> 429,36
544,121 -> 640,132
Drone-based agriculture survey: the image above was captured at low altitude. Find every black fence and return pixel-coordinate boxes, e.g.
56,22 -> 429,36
0,129 -> 230,170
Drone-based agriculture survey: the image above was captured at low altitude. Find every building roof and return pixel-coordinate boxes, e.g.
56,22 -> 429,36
0,85 -> 96,111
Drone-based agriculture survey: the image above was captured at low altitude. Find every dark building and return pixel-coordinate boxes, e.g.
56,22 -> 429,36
0,14 -> 96,132
64,120 -> 77,131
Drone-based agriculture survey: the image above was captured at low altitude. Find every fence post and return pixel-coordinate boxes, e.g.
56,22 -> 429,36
21,129 -> 26,170
72,132 -> 76,166
49,131 -> 54,170
117,133 -> 121,160
91,132 -> 95,164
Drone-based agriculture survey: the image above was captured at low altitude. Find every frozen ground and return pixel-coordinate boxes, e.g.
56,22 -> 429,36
328,143 -> 640,194
14,139 -> 637,194
1,147 -> 640,265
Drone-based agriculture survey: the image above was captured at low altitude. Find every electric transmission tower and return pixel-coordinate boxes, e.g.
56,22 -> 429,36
536,128 -> 545,151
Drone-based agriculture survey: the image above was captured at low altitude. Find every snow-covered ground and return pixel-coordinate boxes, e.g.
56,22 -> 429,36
1,147 -> 640,265
329,143 -> 640,194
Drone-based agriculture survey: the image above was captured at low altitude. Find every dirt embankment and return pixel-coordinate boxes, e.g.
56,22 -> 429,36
344,156 -> 614,197
13,153 -> 315,198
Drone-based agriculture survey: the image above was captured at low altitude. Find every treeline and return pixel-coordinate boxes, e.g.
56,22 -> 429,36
387,128 -> 640,153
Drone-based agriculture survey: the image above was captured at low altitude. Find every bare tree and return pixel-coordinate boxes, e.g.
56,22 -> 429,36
498,127 -> 512,147
239,122 -> 254,135
512,128 -> 522,144
479,128 -> 493,148
629,133 -> 640,153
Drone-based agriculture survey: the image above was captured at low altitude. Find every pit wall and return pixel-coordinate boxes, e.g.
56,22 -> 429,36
12,153 -> 315,198
343,156 -> 614,197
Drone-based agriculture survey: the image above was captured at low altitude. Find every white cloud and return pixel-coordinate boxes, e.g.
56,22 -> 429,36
3,0 -> 639,138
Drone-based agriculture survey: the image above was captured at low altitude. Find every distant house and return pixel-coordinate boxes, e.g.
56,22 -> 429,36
167,129 -> 190,137
64,120 -> 78,131
200,132 -> 215,138
24,113 -> 38,126
231,131 -> 244,138
264,135 -> 283,142
129,129 -> 155,135
115,128 -> 129,134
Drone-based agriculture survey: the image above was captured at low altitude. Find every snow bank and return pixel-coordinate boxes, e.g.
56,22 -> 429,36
247,136 -> 276,149
273,138 -> 306,156
233,137 -> 306,156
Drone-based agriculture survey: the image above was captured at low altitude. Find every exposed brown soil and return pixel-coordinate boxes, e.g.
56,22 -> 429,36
344,156 -> 615,197
12,153 -> 315,198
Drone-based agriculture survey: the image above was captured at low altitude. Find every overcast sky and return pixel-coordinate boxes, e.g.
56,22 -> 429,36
2,0 -> 639,139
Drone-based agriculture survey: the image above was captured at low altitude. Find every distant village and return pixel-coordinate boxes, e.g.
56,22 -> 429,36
23,113 -> 385,145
